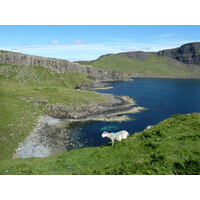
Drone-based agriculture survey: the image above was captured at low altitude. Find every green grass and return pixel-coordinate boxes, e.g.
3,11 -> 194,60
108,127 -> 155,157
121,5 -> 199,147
0,113 -> 200,175
0,64 -> 109,160
0,63 -> 95,87
78,54 -> 200,78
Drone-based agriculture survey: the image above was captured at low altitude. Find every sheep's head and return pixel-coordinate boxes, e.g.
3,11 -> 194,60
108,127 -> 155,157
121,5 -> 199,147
102,131 -> 109,138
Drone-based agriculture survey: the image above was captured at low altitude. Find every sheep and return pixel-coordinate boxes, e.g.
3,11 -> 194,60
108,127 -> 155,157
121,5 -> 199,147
145,125 -> 153,130
102,130 -> 129,146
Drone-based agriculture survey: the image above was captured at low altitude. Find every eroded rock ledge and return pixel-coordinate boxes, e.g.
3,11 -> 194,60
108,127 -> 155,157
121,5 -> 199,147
45,93 -> 145,121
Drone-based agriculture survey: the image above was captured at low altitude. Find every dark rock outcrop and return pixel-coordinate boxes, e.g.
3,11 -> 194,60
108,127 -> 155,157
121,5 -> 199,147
158,42 -> 200,65
0,50 -> 126,81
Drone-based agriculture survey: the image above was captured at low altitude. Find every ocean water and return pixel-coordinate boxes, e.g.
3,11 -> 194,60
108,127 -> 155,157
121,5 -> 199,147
72,78 -> 200,148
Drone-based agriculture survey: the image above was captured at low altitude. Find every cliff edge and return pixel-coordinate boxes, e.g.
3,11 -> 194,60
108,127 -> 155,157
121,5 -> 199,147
158,42 -> 200,65
0,50 -> 126,81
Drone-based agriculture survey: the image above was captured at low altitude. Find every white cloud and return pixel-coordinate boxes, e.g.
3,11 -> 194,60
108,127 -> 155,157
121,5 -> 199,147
51,40 -> 61,45
158,33 -> 174,38
73,39 -> 86,44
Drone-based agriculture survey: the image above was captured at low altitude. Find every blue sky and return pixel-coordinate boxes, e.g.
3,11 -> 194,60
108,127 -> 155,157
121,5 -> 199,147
0,25 -> 200,61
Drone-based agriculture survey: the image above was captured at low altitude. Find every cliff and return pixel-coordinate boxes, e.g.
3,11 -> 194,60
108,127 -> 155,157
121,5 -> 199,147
0,50 -> 126,81
158,42 -> 200,65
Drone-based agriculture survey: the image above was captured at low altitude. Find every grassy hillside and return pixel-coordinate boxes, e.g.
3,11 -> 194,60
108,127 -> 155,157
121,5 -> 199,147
0,113 -> 200,175
78,54 -> 200,78
0,64 -> 109,160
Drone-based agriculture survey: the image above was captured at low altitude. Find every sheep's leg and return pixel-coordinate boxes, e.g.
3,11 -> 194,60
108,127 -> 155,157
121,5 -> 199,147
111,139 -> 114,146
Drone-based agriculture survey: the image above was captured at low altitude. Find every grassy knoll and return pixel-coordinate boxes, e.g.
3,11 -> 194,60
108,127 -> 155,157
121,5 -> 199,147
0,64 -> 109,160
78,54 -> 200,78
0,113 -> 200,175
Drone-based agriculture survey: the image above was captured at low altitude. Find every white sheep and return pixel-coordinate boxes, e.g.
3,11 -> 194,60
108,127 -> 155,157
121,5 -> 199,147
102,130 -> 129,146
145,125 -> 153,130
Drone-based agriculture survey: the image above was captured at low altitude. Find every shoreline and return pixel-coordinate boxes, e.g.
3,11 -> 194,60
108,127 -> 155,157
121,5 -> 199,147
14,93 -> 145,159
131,75 -> 200,80
45,93 -> 145,121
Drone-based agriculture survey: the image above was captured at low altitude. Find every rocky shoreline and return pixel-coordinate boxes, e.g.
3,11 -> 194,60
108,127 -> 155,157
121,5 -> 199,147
45,93 -> 144,121
133,75 -> 200,79
13,93 -> 145,159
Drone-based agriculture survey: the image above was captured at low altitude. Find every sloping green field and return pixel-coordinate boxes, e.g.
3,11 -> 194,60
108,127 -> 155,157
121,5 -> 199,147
78,54 -> 200,78
0,64 -> 109,160
0,113 -> 200,175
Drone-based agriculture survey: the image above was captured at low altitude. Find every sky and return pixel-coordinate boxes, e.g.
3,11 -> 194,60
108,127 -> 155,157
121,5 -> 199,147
0,25 -> 200,61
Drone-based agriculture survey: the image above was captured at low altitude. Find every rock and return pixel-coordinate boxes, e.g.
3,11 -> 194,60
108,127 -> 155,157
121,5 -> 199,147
13,115 -> 85,158
0,50 -> 127,81
19,96 -> 48,103
45,93 -> 145,121
75,86 -> 81,90
145,125 -> 153,130
158,42 -> 200,65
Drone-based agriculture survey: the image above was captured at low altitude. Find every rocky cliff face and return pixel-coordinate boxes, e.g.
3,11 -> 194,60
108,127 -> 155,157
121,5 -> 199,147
0,51 -> 126,81
158,42 -> 200,65
118,43 -> 200,65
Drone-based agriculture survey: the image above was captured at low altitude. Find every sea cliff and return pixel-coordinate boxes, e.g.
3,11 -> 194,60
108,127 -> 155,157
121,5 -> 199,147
0,50 -> 127,81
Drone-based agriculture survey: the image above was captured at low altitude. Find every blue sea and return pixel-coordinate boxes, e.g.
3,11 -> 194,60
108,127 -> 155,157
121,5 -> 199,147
72,78 -> 200,148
